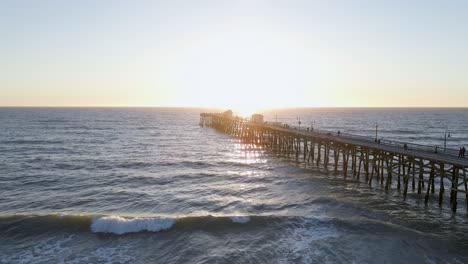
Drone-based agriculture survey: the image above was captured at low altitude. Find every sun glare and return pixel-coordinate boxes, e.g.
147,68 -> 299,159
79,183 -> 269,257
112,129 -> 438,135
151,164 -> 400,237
233,105 -> 262,118
159,20 -> 328,110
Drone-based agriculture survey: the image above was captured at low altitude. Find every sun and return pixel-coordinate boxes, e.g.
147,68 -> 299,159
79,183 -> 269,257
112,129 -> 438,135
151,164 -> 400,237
233,105 -> 262,119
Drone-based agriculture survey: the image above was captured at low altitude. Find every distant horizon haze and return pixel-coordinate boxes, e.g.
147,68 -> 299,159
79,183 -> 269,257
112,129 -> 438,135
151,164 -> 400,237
2,105 -> 468,120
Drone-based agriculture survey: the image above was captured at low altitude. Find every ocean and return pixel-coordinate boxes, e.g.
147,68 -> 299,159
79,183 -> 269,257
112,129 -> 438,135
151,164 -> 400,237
1,107 -> 468,263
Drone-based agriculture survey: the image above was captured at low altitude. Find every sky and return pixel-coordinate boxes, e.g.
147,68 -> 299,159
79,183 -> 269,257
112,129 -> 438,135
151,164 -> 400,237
1,0 -> 468,111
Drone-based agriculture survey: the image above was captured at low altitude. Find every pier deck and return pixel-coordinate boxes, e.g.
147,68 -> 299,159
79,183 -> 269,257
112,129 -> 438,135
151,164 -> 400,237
269,122 -> 468,168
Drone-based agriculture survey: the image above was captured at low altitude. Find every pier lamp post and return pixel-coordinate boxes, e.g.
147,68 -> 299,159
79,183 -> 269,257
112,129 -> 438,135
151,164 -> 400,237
375,123 -> 378,142
444,129 -> 451,152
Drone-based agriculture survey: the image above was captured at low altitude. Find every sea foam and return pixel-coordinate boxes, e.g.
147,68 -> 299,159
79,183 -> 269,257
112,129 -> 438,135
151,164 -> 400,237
230,216 -> 250,223
91,216 -> 176,234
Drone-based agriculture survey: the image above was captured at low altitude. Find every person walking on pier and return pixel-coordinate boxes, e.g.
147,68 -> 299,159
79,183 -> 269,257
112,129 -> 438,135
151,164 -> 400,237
459,147 -> 462,158
463,147 -> 466,158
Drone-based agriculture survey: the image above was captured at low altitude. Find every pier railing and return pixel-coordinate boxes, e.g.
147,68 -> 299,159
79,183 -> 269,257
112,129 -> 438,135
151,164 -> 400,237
285,124 -> 460,158
202,113 -> 462,158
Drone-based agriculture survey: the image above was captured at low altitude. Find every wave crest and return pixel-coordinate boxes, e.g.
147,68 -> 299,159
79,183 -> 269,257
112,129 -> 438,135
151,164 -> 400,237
91,216 -> 176,235
0,213 -> 268,236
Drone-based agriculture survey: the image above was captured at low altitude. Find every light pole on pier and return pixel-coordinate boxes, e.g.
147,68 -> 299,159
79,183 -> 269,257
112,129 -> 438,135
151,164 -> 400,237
444,129 -> 451,152
375,123 -> 378,142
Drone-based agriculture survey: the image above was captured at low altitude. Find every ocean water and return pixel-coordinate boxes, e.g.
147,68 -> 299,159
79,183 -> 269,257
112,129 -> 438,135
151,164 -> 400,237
1,107 -> 468,264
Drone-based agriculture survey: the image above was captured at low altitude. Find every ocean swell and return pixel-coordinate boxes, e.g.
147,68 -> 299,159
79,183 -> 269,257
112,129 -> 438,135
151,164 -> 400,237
0,214 -> 259,236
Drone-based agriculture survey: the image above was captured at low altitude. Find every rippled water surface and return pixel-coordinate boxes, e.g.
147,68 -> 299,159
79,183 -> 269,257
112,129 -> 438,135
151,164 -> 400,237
1,107 -> 468,263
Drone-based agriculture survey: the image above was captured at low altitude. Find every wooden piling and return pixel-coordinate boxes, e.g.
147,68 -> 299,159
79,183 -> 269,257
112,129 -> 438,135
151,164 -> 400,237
201,112 -> 468,213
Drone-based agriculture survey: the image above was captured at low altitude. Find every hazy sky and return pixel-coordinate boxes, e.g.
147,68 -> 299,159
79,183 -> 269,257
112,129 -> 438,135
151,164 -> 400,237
1,0 -> 467,110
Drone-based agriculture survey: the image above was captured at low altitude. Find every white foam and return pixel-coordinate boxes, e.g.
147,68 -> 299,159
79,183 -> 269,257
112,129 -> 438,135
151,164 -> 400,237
1,235 -> 74,264
91,215 -> 176,234
277,217 -> 339,263
91,244 -> 136,263
230,216 -> 250,223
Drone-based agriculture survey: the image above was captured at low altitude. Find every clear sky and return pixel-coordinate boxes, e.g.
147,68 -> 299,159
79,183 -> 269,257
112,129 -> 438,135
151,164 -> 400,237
1,0 -> 467,111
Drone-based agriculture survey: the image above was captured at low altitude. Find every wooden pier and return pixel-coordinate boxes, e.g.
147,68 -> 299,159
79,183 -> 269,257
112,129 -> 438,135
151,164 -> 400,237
200,112 -> 468,213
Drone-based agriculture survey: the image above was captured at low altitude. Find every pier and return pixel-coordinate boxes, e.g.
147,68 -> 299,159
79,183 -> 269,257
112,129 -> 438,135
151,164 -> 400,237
200,112 -> 468,213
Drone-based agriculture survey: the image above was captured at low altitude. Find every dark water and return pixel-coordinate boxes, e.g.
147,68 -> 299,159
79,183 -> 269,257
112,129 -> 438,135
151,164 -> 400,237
1,107 -> 468,263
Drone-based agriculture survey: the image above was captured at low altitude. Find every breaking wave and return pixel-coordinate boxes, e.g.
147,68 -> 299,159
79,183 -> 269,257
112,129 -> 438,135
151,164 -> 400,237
91,216 -> 176,234
0,214 -> 262,235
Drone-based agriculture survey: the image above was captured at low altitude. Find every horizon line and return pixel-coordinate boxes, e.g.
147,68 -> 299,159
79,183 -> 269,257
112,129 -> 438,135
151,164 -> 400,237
1,105 -> 468,109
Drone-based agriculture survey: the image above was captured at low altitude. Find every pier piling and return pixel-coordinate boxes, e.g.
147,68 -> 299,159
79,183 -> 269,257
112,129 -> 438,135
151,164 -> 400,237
200,112 -> 468,213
